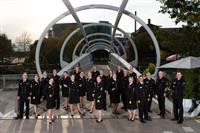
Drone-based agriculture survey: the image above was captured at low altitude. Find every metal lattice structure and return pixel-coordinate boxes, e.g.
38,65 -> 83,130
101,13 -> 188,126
35,0 -> 161,77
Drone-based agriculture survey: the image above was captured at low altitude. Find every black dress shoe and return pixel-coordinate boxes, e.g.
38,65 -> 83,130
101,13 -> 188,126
148,110 -> 152,113
140,120 -> 146,123
171,118 -> 178,121
157,113 -> 161,115
160,115 -> 165,119
15,116 -> 23,119
26,116 -> 29,119
177,120 -> 183,124
96,119 -> 103,123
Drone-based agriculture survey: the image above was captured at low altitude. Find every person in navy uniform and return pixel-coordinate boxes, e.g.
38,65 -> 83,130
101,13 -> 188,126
40,71 -> 49,102
30,74 -> 41,118
52,69 -> 60,110
77,72 -> 86,107
74,66 -> 81,81
144,72 -> 156,112
92,65 -> 100,80
86,71 -> 95,113
110,73 -> 120,114
156,71 -> 168,118
136,75 -> 152,123
120,69 -> 129,110
99,70 -> 107,110
128,66 -> 137,84
60,71 -> 70,110
46,77 -> 56,124
106,70 -> 113,107
171,72 -> 185,124
127,76 -> 137,121
95,76 -> 106,123
16,72 -> 31,119
68,75 -> 84,116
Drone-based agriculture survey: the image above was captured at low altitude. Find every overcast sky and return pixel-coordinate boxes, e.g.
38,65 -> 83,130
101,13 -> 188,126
0,0 -> 182,42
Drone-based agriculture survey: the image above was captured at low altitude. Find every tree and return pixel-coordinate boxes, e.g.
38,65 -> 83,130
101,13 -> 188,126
157,0 -> 200,28
16,32 -> 33,51
0,33 -> 13,63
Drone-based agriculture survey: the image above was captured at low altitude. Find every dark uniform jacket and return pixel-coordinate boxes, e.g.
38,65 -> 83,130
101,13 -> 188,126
171,78 -> 185,100
18,79 -> 31,98
144,78 -> 155,97
156,77 -> 168,97
136,82 -> 150,103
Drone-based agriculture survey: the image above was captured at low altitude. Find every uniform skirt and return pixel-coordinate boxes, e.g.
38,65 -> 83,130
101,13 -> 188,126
126,99 -> 137,110
46,97 -> 55,109
62,87 -> 69,97
31,96 -> 40,105
110,91 -> 120,104
79,87 -> 86,96
69,91 -> 80,104
87,91 -> 95,101
95,98 -> 104,110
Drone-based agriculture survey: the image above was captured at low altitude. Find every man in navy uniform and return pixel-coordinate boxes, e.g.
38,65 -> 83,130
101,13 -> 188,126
16,72 -> 31,119
156,71 -> 168,118
171,72 -> 185,124
144,72 -> 155,112
52,69 -> 60,110
136,75 -> 152,123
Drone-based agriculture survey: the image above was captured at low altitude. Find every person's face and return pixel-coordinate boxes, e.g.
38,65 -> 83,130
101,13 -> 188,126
71,75 -> 75,81
158,71 -> 164,78
113,74 -> 117,80
139,77 -> 144,82
96,77 -> 101,83
22,73 -> 28,80
34,75 -> 39,81
93,66 -> 96,71
176,72 -> 182,79
75,67 -> 79,72
123,70 -> 128,76
64,72 -> 68,77
129,66 -> 133,71
80,72 -> 84,77
49,78 -> 54,84
146,73 -> 151,79
43,72 -> 48,77
117,66 -> 121,71
53,70 -> 57,75
100,70 -> 103,75
128,77 -> 133,83
109,70 -> 112,76
88,72 -> 92,77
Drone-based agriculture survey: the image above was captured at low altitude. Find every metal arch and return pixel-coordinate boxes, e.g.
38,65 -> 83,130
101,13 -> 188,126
72,34 -> 123,61
78,39 -> 119,58
62,22 -> 137,65
88,45 -> 113,53
84,42 -> 115,53
62,0 -> 89,48
60,23 -> 130,66
111,0 -> 128,47
35,4 -> 160,77
86,42 -> 114,53
79,40 -> 119,58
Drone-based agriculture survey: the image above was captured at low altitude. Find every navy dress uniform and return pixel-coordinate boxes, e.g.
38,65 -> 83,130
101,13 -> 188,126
68,80 -> 80,104
171,78 -> 185,123
126,83 -> 137,110
60,76 -> 70,98
86,77 -> 95,101
92,71 -> 100,81
30,80 -> 41,105
156,77 -> 168,118
95,82 -> 106,110
136,82 -> 150,122
77,76 -> 86,97
120,75 -> 129,109
46,84 -> 56,109
40,76 -> 49,101
144,78 -> 155,112
110,79 -> 120,104
53,75 -> 60,109
17,79 -> 31,119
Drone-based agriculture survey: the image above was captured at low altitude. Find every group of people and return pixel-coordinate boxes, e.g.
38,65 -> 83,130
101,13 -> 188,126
16,65 -> 185,125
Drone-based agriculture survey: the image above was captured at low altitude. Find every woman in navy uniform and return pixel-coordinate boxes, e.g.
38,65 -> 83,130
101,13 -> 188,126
77,72 -> 86,107
46,77 -> 56,124
106,70 -> 113,107
52,69 -> 60,110
30,74 -> 41,118
136,75 -> 151,123
74,66 -> 81,81
92,65 -> 100,80
127,76 -> 137,121
110,73 -> 120,114
99,70 -> 107,110
95,76 -> 106,123
60,71 -> 70,110
16,72 -> 31,119
40,71 -> 49,102
68,75 -> 84,116
86,71 -> 95,113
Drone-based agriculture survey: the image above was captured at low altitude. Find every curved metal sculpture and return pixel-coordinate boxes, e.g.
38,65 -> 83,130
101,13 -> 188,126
35,3 -> 160,77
